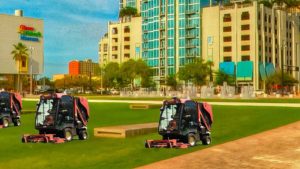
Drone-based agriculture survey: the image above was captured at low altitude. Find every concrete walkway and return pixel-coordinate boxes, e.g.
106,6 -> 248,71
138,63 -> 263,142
137,121 -> 300,169
23,98 -> 300,107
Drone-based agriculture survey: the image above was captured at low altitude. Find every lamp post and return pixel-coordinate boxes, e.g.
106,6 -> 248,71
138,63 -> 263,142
281,41 -> 286,96
29,46 -> 34,96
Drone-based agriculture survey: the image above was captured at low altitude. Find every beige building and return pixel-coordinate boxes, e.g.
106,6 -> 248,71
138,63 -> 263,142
99,0 -> 142,67
0,10 -> 44,91
0,10 -> 44,75
202,1 -> 300,90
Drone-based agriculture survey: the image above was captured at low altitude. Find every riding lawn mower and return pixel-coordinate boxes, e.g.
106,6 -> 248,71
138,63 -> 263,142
145,97 -> 213,148
0,91 -> 22,128
22,93 -> 90,143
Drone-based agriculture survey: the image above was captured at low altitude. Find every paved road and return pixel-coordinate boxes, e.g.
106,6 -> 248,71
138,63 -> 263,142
23,98 -> 300,107
137,121 -> 300,169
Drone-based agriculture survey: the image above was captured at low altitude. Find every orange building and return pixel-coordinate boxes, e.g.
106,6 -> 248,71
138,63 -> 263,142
68,59 -> 98,76
69,60 -> 80,75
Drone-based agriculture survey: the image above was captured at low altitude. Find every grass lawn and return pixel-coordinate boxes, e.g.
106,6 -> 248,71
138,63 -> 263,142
0,101 -> 300,169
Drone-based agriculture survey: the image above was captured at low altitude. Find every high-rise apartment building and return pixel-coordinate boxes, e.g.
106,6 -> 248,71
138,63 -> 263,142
99,0 -> 142,67
141,0 -> 210,86
202,1 -> 300,90
120,0 -> 142,13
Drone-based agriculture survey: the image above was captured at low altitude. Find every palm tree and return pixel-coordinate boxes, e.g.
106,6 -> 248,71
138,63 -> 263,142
11,42 -> 29,91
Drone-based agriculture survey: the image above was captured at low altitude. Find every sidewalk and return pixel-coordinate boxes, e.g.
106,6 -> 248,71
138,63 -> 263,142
137,121 -> 300,169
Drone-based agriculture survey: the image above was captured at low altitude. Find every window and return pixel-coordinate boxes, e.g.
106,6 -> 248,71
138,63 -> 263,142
113,38 -> 118,43
124,54 -> 130,58
124,37 -> 130,41
224,46 -> 232,52
241,12 -> 250,20
112,28 -> 118,34
241,25 -> 250,30
112,55 -> 118,59
104,44 -> 108,52
223,36 -> 232,42
22,60 -> 26,67
242,55 -> 250,61
124,26 -> 130,33
241,35 -> 250,41
124,45 -> 130,50
223,26 -> 231,32
112,46 -> 118,51
241,45 -> 250,51
223,14 -> 231,22
223,56 -> 232,62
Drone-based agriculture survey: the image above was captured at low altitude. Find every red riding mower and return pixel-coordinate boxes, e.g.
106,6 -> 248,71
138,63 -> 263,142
0,91 -> 22,128
145,97 -> 213,148
22,93 -> 90,143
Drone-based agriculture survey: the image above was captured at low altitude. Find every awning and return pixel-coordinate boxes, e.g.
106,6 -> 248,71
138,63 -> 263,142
259,62 -> 267,80
265,63 -> 275,77
219,62 -> 235,75
236,61 -> 253,81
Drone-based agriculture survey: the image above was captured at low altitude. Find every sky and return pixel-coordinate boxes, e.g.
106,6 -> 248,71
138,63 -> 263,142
0,0 -> 119,77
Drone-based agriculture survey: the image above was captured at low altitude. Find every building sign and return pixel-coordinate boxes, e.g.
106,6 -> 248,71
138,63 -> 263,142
19,25 -> 42,42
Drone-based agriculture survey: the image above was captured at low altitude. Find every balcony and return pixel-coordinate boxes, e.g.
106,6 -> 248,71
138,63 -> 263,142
160,25 -> 165,30
143,0 -> 148,3
143,30 -> 148,34
185,24 -> 198,29
186,43 -> 198,48
186,53 -> 198,58
185,9 -> 198,15
186,34 -> 198,39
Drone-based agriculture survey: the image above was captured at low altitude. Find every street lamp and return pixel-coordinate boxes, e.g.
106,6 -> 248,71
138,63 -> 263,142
281,41 -> 287,96
29,46 -> 34,96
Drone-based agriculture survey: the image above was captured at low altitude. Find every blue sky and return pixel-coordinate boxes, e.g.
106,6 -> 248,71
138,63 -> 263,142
0,0 -> 119,77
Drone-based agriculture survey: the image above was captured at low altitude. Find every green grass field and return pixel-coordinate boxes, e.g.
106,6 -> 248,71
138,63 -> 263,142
0,101 -> 300,169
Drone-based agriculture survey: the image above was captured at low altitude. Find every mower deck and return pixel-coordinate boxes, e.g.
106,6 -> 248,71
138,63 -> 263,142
145,139 -> 190,149
22,134 -> 65,144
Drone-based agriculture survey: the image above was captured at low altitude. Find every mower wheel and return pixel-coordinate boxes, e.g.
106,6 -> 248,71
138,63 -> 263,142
187,133 -> 197,146
78,130 -> 88,140
13,119 -> 21,126
63,128 -> 73,141
145,142 -> 150,148
2,118 -> 9,128
202,135 -> 211,145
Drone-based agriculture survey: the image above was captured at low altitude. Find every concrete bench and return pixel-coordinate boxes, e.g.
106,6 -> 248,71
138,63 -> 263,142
94,123 -> 158,138
129,104 -> 150,109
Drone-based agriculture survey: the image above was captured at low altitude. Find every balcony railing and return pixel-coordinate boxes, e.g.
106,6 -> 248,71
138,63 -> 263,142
185,9 -> 198,15
185,24 -> 198,29
186,44 -> 198,48
186,34 -> 198,39
186,53 -> 198,58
